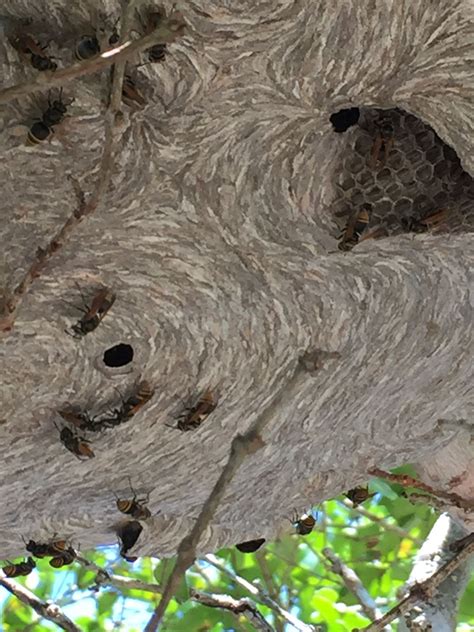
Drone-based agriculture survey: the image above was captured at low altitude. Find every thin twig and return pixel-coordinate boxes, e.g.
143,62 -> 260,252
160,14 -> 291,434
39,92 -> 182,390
0,14 -> 186,106
340,499 -> 423,545
108,0 -> 142,113
143,350 -> 330,631
203,554 -> 316,632
255,551 -> 285,632
322,548 -> 383,623
359,535 -> 474,631
97,573 -> 163,594
190,589 -> 275,632
368,467 -> 473,512
0,577 -> 81,632
75,555 -> 163,595
0,5 -> 186,332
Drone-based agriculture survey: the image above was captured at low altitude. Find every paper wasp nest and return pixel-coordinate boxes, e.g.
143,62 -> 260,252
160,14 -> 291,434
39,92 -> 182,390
0,0 -> 473,559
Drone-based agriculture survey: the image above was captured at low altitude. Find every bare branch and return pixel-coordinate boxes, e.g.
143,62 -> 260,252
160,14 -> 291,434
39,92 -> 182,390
143,351 -> 329,631
0,14 -> 186,106
107,0 -> 141,113
340,499 -> 423,545
359,532 -> 474,631
322,547 -> 383,623
0,577 -> 81,632
203,554 -> 316,632
190,589 -> 275,632
368,467 -> 473,512
75,555 -> 163,595
255,551 -> 285,632
398,516 -> 473,631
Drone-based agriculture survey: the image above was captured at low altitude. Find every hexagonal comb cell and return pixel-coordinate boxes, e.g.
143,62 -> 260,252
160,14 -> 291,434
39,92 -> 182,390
332,107 -> 474,245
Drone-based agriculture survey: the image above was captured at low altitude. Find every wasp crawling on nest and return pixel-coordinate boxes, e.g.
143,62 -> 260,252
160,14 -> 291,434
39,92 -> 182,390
2,557 -> 36,577
57,408 -> 101,433
23,537 -> 77,567
24,537 -> 68,558
65,284 -> 116,339
8,27 -> 57,71
114,477 -> 151,520
370,112 -> 395,169
345,485 -> 375,507
55,423 -> 95,459
404,208 -> 452,234
102,380 -> 155,428
49,547 -> 77,568
167,388 -> 217,431
338,204 -> 371,251
27,89 -> 74,145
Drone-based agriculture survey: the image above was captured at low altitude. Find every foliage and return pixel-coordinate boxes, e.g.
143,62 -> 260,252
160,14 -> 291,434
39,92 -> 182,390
1,484 -> 473,631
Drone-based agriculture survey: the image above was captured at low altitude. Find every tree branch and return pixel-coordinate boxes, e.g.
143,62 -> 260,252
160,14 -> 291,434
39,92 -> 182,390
0,14 -> 186,106
190,589 -> 275,632
75,555 -> 163,595
368,467 -> 473,512
203,554 -> 316,632
322,548 -> 383,623
143,351 -> 330,631
0,577 -> 81,632
359,528 -> 474,631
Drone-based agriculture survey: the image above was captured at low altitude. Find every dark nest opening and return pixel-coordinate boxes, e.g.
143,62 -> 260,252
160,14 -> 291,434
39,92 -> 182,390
103,343 -> 134,367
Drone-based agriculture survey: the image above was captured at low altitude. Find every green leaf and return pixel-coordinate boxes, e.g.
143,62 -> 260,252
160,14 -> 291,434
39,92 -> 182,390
370,478 -> 400,500
97,590 -> 118,615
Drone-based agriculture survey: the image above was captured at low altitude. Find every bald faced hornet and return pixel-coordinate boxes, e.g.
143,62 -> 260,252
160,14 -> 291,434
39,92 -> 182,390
23,538 -> 51,558
49,547 -> 76,568
24,537 -> 69,558
8,32 -> 57,71
410,208 -> 452,234
103,380 -> 155,427
58,409 -> 100,433
338,204 -> 371,251
291,510 -> 316,536
235,538 -> 266,553
117,521 -> 143,562
2,557 -> 36,578
121,381 -> 154,418
345,486 -> 375,507
46,540 -> 69,556
167,389 -> 217,432
66,285 -> 116,339
27,89 -> 73,145
114,477 -> 151,520
55,423 -> 95,459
